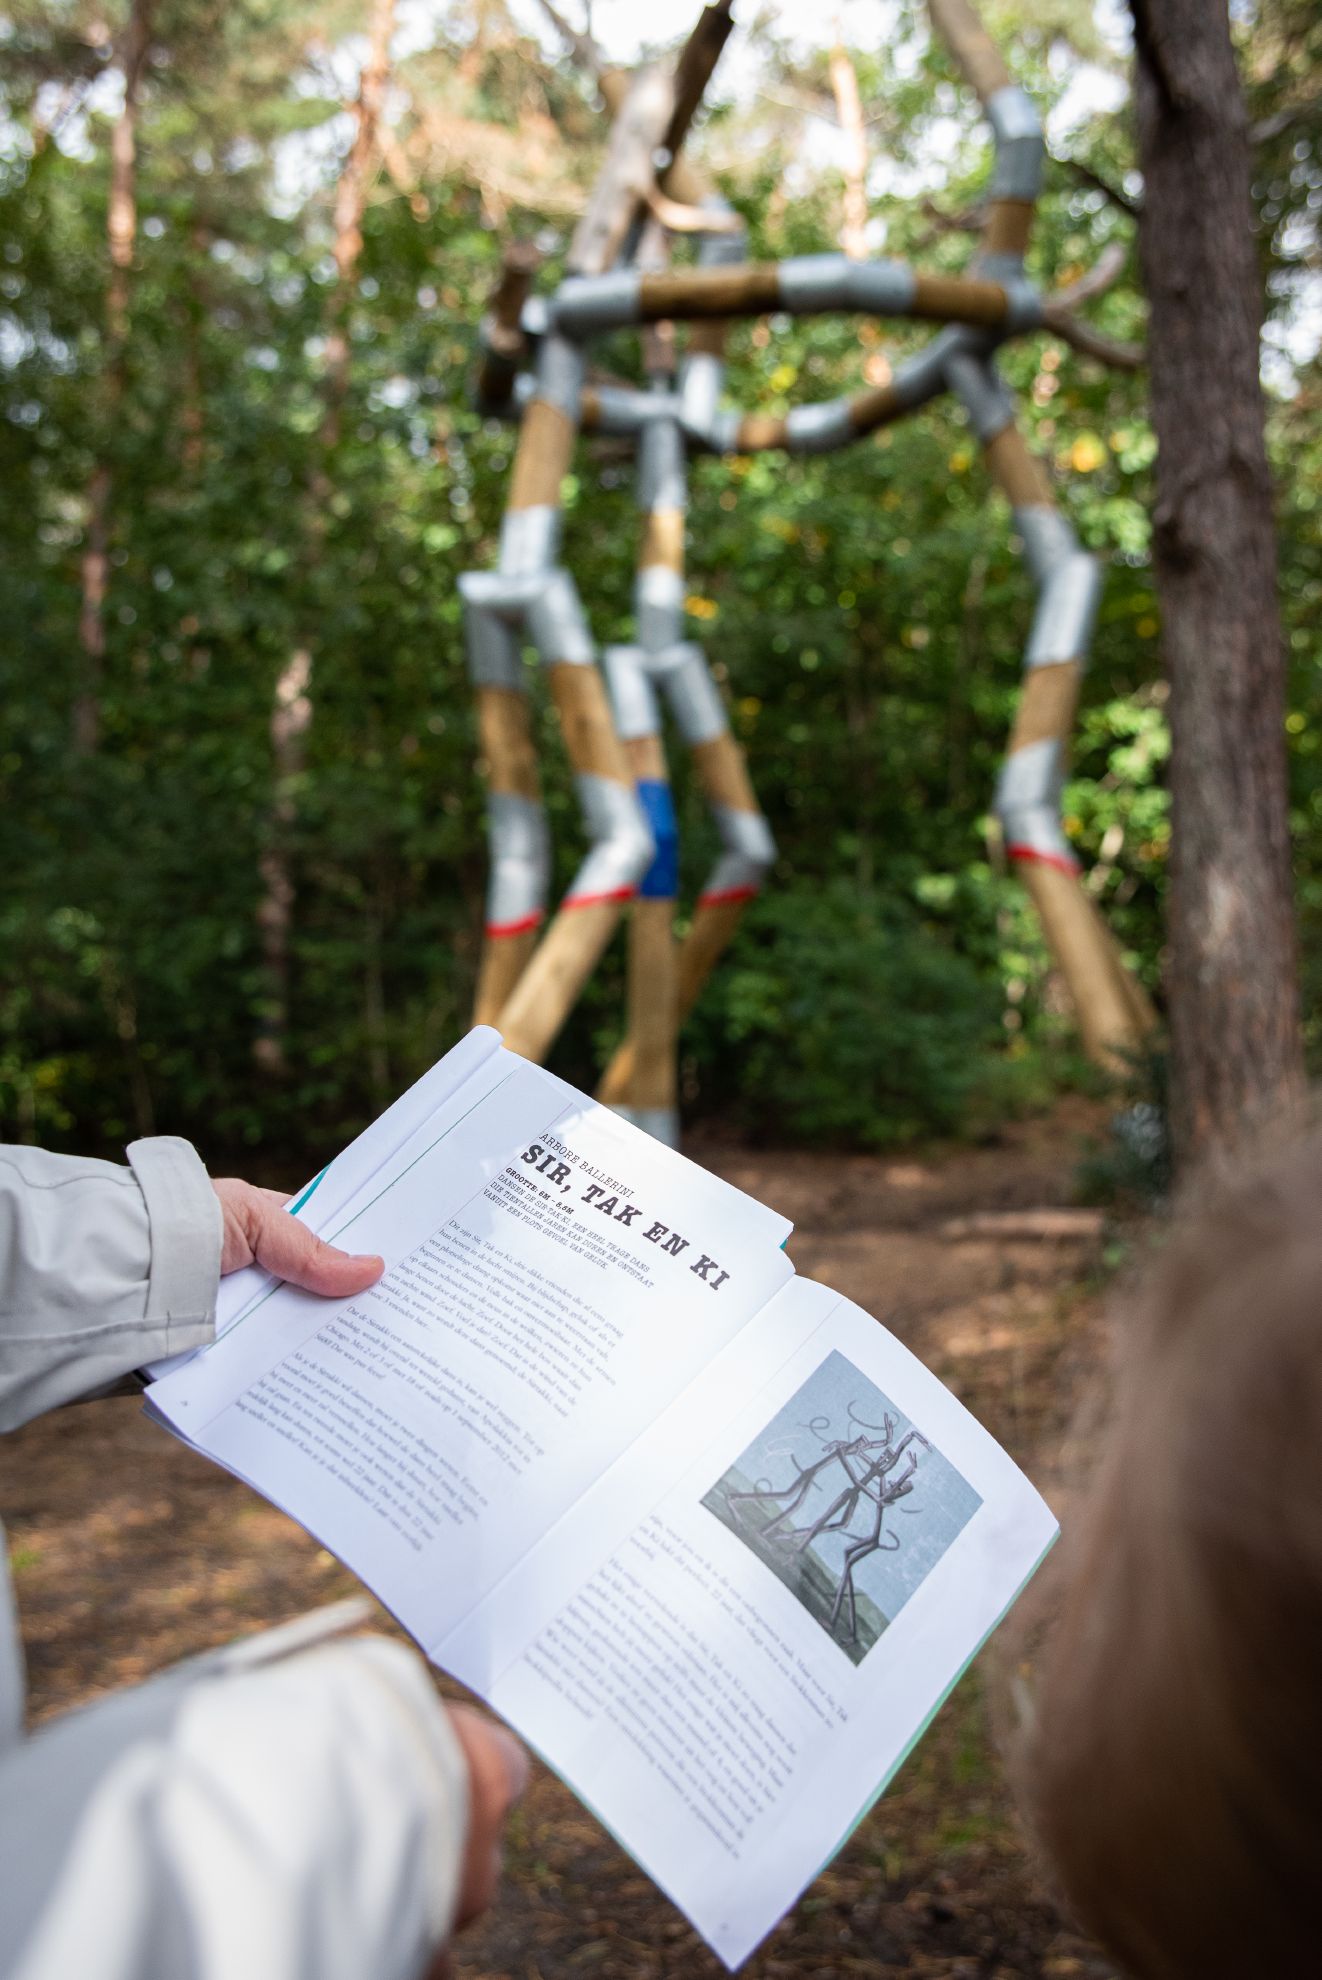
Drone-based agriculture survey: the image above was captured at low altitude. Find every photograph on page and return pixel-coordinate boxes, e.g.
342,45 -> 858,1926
701,1350 -> 982,1666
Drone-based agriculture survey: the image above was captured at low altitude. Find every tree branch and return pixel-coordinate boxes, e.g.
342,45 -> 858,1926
644,184 -> 742,233
1057,153 -> 1142,219
917,193 -> 984,241
534,0 -> 603,76
1048,239 -> 1129,313
663,0 -> 736,157
1045,313 -> 1145,369
1041,242 -> 1145,369
1251,87 -> 1322,146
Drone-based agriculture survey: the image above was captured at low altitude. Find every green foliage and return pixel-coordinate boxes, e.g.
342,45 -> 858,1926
0,4 -> 1313,1164
1074,1046 -> 1172,1211
681,882 -> 999,1147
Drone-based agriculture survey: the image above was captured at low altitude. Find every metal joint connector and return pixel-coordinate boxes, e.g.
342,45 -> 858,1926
987,85 -> 1044,204
1026,552 -> 1101,669
527,569 -> 596,666
995,739 -> 1070,862
569,774 -> 656,899
604,645 -> 662,740
656,644 -> 728,745
486,792 -> 551,927
785,400 -> 856,453
945,352 -> 1015,442
552,271 -> 642,339
678,352 -> 725,439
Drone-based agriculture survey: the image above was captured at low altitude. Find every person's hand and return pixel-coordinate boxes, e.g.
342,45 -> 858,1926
211,1178 -> 384,1296
447,1705 -> 530,1924
424,1705 -> 530,1977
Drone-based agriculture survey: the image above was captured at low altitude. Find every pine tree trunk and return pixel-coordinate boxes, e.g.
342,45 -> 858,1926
254,0 -> 396,1074
73,0 -> 154,757
1131,0 -> 1303,1164
828,42 -> 869,259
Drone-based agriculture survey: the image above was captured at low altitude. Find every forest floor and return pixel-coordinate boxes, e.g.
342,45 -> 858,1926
2,1098 -> 1128,1980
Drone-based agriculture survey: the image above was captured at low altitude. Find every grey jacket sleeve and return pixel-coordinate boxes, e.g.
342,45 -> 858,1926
0,1151 -> 474,1980
0,1631 -> 471,1980
0,1139 -> 221,1433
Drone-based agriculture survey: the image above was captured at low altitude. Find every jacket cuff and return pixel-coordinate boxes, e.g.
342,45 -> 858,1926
126,1138 -> 222,1343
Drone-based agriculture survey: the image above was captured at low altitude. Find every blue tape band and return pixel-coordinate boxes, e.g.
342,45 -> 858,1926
636,779 -> 679,899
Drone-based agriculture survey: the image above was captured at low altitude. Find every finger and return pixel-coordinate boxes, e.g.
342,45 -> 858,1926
250,1202 -> 385,1297
446,1706 -> 529,1927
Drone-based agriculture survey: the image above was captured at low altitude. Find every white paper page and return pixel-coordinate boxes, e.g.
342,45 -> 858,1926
148,1026 -> 506,1379
474,1283 -> 1057,1970
148,1064 -> 794,1657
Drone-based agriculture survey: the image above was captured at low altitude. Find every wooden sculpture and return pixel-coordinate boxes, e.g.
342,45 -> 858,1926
462,0 -> 1154,1146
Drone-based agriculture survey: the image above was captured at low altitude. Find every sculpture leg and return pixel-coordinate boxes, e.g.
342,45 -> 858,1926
497,600 -> 653,1063
601,359 -> 686,1141
683,715 -> 778,1020
598,237 -> 770,1128
596,646 -> 776,1104
469,332 -> 653,1065
947,358 -> 1155,1067
460,589 -> 547,1027
605,644 -> 681,1144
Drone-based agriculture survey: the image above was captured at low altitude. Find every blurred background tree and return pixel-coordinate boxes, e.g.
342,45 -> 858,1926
0,0 -> 1316,1168
1134,0 -> 1308,1162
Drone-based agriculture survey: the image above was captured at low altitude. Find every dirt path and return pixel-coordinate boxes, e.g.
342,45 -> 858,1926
1,1103 -> 1120,1978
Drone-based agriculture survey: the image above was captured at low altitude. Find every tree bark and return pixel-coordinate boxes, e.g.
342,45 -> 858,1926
1131,0 -> 1303,1164
254,0 -> 395,1074
73,0 -> 154,757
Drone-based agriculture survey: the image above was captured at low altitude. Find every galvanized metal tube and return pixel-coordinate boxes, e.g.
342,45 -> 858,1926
656,642 -> 729,746
1026,551 -> 1102,670
551,270 -> 644,338
943,360 -> 1154,1061
986,84 -> 1045,204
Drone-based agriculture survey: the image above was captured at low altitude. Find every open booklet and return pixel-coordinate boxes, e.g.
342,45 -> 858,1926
148,1028 -> 1057,1969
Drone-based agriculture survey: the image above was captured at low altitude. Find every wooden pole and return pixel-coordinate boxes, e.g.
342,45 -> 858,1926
982,422 -> 1157,1066
926,1 -> 1039,272
633,264 -> 1015,328
621,736 -> 679,1124
472,685 -> 544,1026
607,316 -> 684,1132
1017,860 -> 1155,1066
927,0 -> 1011,103
495,663 -> 640,1063
598,725 -> 767,1105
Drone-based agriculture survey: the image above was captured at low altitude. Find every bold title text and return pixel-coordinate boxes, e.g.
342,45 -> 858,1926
519,1142 -> 730,1293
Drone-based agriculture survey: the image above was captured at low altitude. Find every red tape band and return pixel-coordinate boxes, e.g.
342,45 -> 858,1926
1007,844 -> 1080,877
565,887 -> 636,910
485,912 -> 544,940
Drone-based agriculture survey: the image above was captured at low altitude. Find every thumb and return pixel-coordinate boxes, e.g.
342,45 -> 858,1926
252,1200 -> 385,1298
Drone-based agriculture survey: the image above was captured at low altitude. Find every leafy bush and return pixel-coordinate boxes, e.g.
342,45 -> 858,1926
684,881 -> 1002,1147
1074,1045 -> 1173,1210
